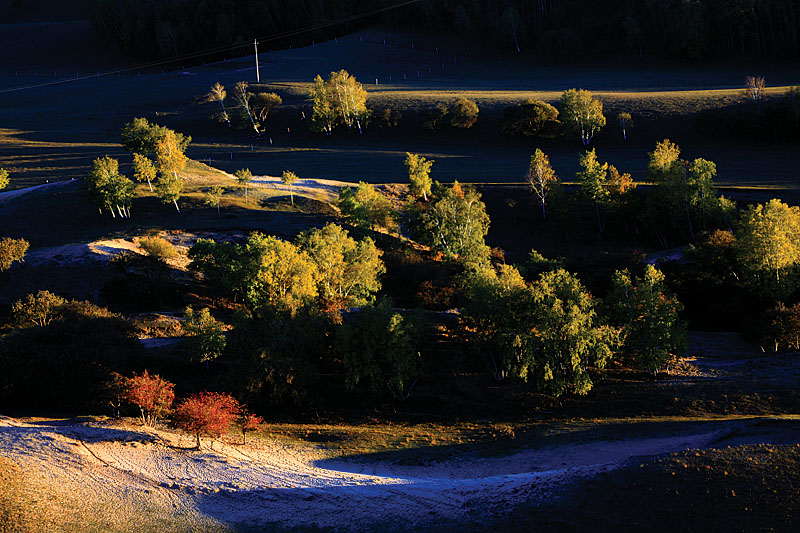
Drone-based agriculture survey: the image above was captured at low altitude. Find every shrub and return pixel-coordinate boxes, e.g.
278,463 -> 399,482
139,236 -> 178,260
421,103 -> 449,131
500,99 -> 561,138
450,97 -> 479,129
175,392 -> 240,448
11,290 -> 67,327
238,411 -> 263,445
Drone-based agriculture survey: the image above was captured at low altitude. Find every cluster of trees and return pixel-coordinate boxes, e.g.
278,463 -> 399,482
86,119 -> 191,217
0,170 -> 30,276
309,70 -> 368,135
91,0 -> 800,61
110,370 -> 261,447
202,82 -> 282,135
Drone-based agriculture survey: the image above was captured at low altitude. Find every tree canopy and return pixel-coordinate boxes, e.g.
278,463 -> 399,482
337,182 -> 396,231
560,89 -> 606,145
309,70 -> 367,135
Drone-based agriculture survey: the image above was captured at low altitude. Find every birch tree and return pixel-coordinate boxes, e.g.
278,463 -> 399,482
281,170 -> 298,205
234,168 -> 253,203
404,153 -> 433,201
154,129 -> 187,212
233,81 -> 260,134
132,152 -> 156,192
526,149 -> 558,220
560,89 -> 606,145
617,112 -> 633,140
203,82 -> 231,127
309,70 -> 367,135
204,186 -> 223,215
576,149 -> 609,232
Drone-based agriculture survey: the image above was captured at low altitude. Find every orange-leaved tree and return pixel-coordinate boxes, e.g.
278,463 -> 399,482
121,370 -> 175,426
175,391 -> 240,449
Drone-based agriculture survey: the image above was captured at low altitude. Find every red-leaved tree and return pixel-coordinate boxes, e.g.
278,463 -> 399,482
175,392 -> 240,448
238,411 -> 263,445
121,370 -> 175,426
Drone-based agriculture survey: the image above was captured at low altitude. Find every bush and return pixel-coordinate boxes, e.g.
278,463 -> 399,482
500,99 -> 561,138
11,290 -> 67,327
450,97 -> 479,129
421,103 -> 449,131
139,236 -> 178,260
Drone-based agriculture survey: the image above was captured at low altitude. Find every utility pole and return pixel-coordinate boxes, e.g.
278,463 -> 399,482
254,39 -> 260,83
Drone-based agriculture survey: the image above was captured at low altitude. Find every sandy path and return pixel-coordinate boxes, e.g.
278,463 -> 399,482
5,415 -> 793,531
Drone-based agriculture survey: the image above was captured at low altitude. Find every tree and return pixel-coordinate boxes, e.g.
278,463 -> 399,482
183,306 -> 227,369
418,182 -> 490,266
238,411 -> 262,445
736,198 -> 800,294
745,76 -> 765,103
607,266 -> 686,373
687,158 -> 718,231
450,97 -> 479,129
617,112 -> 633,140
337,182 -> 396,231
121,117 -> 190,157
0,237 -> 28,272
251,92 -> 282,127
11,290 -> 67,327
560,89 -> 606,145
526,149 -> 558,220
234,168 -> 253,203
204,185 -> 223,215
281,170 -> 299,205
232,81 -> 260,134
0,167 -> 9,190
175,392 -> 240,449
460,265 -> 614,395
132,152 -> 156,192
121,370 -> 175,427
576,149 -> 609,232
203,82 -> 231,127
335,299 -> 426,401
86,156 -> 135,218
404,152 -> 433,201
500,99 -> 560,138
154,129 -> 187,212
309,70 -> 367,135
308,74 -> 336,135
648,139 -> 694,240
297,223 -> 385,310
139,236 -> 178,261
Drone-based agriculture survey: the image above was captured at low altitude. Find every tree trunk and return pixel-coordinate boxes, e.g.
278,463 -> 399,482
173,199 -> 180,213
594,201 -> 603,233
541,197 -> 547,220
147,179 -> 153,192
195,433 -> 201,449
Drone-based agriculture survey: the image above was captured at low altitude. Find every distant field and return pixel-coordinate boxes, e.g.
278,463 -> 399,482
1,22 -> 799,191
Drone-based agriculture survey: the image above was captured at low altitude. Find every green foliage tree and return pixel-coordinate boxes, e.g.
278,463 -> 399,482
576,149 -> 609,232
281,170 -> 299,205
0,167 -> 9,190
607,265 -> 687,373
204,185 -> 223,215
120,117 -> 190,157
154,129 -> 187,212
297,223 -> 384,311
188,233 -> 318,315
203,81 -> 231,127
308,70 -> 368,135
500,99 -> 561,138
648,139 -> 693,239
461,265 -> 614,395
418,182 -> 490,267
0,237 -> 29,272
234,168 -> 253,203
421,103 -> 449,131
11,290 -> 67,327
337,182 -> 396,231
450,97 -> 479,129
86,156 -> 135,218
132,152 -> 157,192
183,306 -> 227,369
335,299 -> 426,401
526,149 -> 559,220
736,198 -> 800,295
560,89 -> 606,145
404,153 -> 433,201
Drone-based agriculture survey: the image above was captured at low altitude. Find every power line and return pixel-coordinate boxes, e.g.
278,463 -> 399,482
0,0 -> 422,94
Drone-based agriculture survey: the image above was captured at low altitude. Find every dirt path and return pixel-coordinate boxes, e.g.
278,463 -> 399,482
2,415 -> 798,531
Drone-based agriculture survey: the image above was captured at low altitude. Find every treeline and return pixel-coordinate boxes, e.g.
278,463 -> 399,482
91,0 -> 800,60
